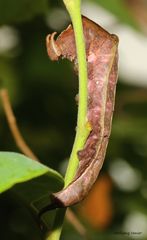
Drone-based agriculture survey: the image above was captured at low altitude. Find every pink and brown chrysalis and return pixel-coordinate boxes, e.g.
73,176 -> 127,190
46,16 -> 119,208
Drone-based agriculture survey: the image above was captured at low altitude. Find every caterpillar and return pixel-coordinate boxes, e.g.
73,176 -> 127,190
46,16 -> 119,208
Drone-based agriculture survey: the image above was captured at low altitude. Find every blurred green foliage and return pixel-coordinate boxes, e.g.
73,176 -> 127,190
0,0 -> 48,24
0,0 -> 147,240
94,0 -> 139,29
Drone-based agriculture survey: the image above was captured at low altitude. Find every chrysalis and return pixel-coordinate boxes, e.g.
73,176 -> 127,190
46,16 -> 119,208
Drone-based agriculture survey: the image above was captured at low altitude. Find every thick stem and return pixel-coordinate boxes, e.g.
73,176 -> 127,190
46,0 -> 90,239
63,0 -> 90,186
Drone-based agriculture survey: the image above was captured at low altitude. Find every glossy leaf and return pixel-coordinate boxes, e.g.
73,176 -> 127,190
12,173 -> 64,230
0,151 -> 63,194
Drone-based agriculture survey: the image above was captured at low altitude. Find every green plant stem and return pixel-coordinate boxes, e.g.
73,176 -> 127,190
46,208 -> 65,240
46,0 -> 90,239
63,0 -> 90,186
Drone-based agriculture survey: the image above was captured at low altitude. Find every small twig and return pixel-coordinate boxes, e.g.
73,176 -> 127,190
66,208 -> 88,238
0,88 -> 88,238
0,89 -> 38,161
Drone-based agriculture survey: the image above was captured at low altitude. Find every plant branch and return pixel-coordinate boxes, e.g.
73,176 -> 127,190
0,88 -> 87,239
0,89 -> 38,161
63,0 -> 90,186
66,208 -> 87,238
47,0 -> 90,239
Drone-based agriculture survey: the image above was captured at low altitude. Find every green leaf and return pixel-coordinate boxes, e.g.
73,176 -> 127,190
0,0 -> 48,25
0,151 -> 62,194
0,171 -> 64,238
12,173 -> 64,230
93,0 -> 139,29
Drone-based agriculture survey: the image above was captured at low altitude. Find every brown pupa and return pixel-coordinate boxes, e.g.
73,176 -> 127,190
46,16 -> 118,208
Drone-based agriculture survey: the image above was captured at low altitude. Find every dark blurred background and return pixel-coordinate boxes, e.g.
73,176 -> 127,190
0,0 -> 147,239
